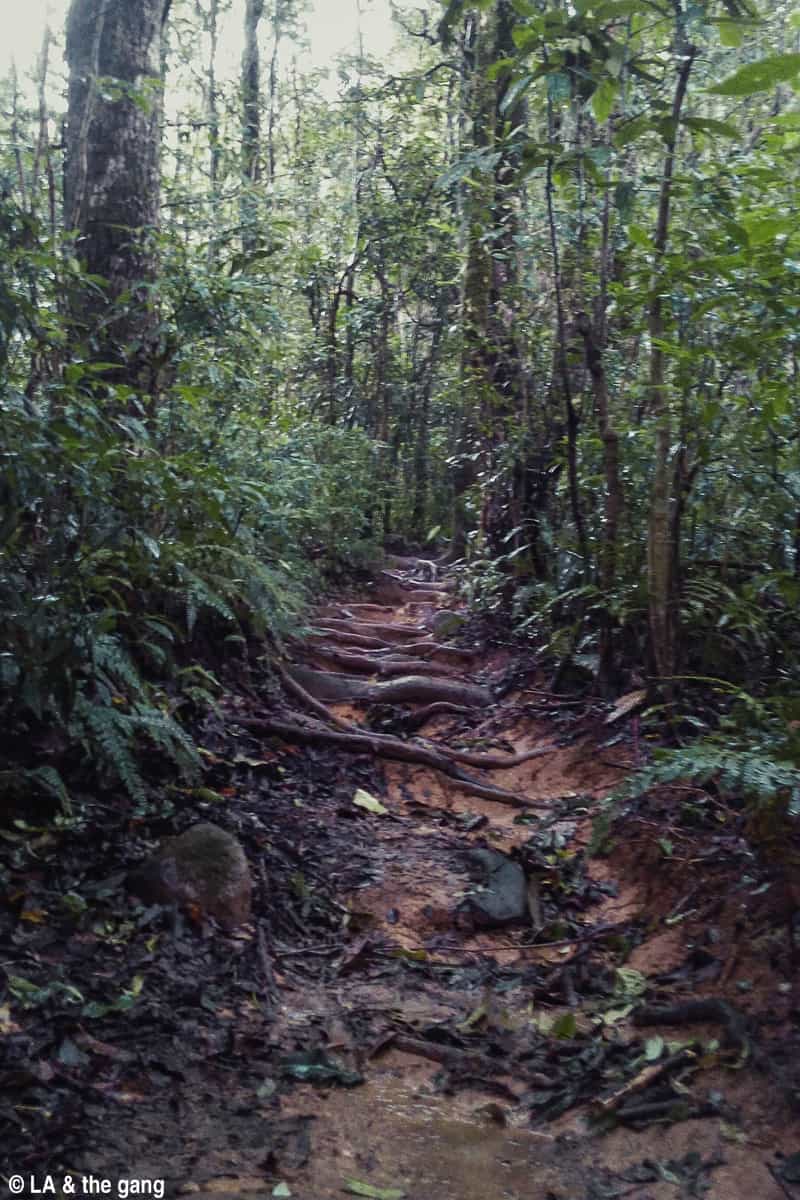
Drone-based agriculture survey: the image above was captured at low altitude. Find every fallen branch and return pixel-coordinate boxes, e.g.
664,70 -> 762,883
233,714 -> 544,808
592,1048 -> 695,1116
633,998 -> 748,1053
387,1034 -> 552,1088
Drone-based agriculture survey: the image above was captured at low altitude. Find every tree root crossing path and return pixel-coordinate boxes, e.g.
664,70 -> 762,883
214,558 -> 795,1200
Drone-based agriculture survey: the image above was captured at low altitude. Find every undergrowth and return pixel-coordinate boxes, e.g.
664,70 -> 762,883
0,198 -> 381,818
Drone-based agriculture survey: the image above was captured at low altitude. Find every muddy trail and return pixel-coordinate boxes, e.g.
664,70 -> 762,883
2,560 -> 800,1200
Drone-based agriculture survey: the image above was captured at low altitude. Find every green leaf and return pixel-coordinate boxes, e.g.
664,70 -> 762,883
682,116 -> 740,139
343,1181 -> 406,1200
512,26 -> 541,54
547,72 -> 572,103
614,967 -> 647,999
353,788 -> 389,816
593,0 -> 645,16
645,1035 -> 665,1061
707,53 -> 800,96
591,78 -> 618,123
713,18 -> 744,47
740,214 -> 794,245
552,1011 -> 577,1038
500,72 -> 536,115
628,224 -> 653,250
614,114 -> 656,147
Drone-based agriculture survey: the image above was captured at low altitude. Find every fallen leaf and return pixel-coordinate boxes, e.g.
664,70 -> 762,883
353,788 -> 389,816
604,689 -> 647,724
0,1004 -> 21,1034
343,1181 -> 406,1200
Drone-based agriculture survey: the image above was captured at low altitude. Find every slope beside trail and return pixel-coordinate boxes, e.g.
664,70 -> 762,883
5,559 -> 799,1200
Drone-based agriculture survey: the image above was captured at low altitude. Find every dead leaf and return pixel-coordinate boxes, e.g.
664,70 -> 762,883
604,689 -> 647,725
353,788 -> 389,816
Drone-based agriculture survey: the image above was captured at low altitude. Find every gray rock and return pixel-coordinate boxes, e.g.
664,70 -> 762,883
457,848 -> 529,929
127,822 -> 252,929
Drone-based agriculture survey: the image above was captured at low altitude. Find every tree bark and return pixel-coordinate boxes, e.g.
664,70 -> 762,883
241,0 -> 265,252
646,37 -> 696,696
65,0 -> 171,384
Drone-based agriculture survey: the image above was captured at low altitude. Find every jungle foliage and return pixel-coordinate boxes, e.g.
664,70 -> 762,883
1,0 -> 799,816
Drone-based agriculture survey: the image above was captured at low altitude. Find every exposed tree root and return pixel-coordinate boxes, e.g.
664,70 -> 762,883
233,714 -> 544,808
400,701 -> 474,730
286,664 -> 493,707
307,628 -> 391,651
317,617 -> 430,642
308,645 -> 455,678
308,629 -> 474,668
385,555 -> 443,581
275,663 -> 358,733
327,603 -> 396,616
370,657 -> 454,678
371,577 -> 451,606
282,664 -> 551,769
372,641 -> 475,664
379,569 -> 454,593
443,740 -> 557,769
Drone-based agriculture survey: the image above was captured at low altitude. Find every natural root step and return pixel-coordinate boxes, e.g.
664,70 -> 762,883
308,645 -> 462,679
331,603 -> 396,615
234,714 -> 543,809
380,569 -> 455,593
373,641 -> 475,664
307,628 -> 391,650
285,664 -> 492,708
317,617 -> 430,642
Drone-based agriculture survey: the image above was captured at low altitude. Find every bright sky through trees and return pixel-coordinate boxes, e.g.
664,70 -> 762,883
1,0 -> 396,79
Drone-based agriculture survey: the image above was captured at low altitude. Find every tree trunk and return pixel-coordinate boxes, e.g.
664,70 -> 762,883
65,0 -> 171,385
450,9 -> 493,560
241,0 -> 265,252
267,4 -> 283,187
647,39 -> 696,696
202,0 -> 221,264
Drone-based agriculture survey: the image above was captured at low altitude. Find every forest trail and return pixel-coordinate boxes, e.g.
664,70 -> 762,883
9,562 -> 798,1200
253,560 -> 797,1200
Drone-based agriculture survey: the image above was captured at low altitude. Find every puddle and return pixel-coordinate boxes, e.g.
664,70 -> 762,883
283,1062 -> 587,1200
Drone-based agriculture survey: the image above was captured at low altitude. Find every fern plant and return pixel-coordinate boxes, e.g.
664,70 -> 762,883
622,743 -> 800,813
613,687 -> 800,856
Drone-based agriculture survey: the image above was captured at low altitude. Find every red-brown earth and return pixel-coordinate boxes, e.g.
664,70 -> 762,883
1,559 -> 799,1200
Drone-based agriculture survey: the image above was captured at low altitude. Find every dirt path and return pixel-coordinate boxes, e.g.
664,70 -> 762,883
4,561 -> 799,1200
260,561 -> 799,1199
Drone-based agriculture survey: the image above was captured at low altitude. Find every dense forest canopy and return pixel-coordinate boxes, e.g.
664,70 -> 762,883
1,0 -> 799,810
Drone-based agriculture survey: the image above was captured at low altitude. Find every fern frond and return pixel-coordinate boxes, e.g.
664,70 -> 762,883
621,743 -> 800,809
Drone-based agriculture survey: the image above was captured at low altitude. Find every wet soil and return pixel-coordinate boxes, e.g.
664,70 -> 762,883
2,563 -> 800,1199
